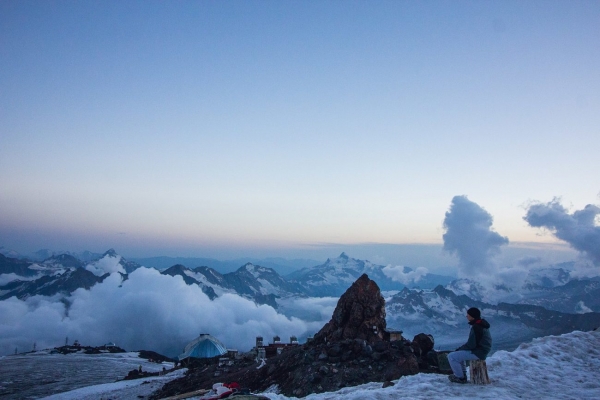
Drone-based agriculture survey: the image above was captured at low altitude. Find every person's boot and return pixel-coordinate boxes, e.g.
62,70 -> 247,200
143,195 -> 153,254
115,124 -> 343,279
448,374 -> 468,384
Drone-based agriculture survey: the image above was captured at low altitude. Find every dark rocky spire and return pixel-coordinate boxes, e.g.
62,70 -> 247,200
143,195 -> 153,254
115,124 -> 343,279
314,273 -> 386,344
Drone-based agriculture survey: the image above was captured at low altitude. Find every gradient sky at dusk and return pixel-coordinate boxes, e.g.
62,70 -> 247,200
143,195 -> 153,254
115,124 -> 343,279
1,1 -> 599,261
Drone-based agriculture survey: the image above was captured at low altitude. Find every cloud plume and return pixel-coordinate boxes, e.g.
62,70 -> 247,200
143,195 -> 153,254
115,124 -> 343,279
443,195 -> 509,279
524,198 -> 600,266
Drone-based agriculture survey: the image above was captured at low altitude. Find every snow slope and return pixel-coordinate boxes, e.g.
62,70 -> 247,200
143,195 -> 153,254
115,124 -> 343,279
40,369 -> 187,400
45,330 -> 600,400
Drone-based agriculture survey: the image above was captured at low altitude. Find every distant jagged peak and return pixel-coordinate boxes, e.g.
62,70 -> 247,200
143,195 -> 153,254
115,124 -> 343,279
102,248 -> 119,258
322,252 -> 373,271
327,252 -> 368,265
329,252 -> 352,263
239,262 -> 271,273
164,264 -> 190,273
322,253 -> 351,264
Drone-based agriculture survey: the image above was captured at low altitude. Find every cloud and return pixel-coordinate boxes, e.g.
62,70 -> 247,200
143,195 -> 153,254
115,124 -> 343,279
0,268 -> 320,357
524,198 -> 600,266
517,256 -> 542,267
443,195 -> 509,279
382,265 -> 429,285
276,297 -> 338,324
85,254 -> 125,276
495,266 -> 529,290
575,301 -> 592,314
0,273 -> 41,286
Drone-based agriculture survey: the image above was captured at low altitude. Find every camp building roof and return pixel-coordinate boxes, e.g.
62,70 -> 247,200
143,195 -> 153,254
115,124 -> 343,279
178,333 -> 227,360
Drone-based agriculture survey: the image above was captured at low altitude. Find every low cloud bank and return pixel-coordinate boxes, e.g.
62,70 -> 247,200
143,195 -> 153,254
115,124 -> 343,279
85,254 -> 125,275
524,198 -> 600,266
0,268 -> 322,357
382,265 -> 429,285
517,256 -> 542,267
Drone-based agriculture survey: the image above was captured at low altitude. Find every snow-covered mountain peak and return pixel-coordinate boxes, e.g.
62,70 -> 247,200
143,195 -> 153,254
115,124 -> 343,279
323,253 -> 375,271
241,262 -> 261,273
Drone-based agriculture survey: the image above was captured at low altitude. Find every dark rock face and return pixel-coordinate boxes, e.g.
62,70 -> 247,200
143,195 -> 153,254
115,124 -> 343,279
151,274 -> 440,399
314,274 -> 386,344
254,293 -> 279,309
152,338 -> 422,399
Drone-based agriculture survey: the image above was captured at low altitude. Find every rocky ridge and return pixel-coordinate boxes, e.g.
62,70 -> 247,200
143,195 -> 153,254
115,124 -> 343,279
151,274 -> 442,399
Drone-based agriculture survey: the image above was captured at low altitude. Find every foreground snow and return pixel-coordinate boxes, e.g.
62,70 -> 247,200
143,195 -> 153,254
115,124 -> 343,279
41,368 -> 187,400
45,330 -> 600,400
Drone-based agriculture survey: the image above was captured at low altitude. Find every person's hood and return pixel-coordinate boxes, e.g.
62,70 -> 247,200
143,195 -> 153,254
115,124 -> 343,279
470,319 -> 490,329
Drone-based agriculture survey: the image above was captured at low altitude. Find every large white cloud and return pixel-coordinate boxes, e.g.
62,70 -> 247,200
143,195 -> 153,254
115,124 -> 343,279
0,268 -> 321,357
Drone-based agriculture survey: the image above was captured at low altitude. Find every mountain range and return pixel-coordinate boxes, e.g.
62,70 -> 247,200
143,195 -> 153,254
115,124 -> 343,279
2,249 -> 599,352
385,283 -> 600,351
0,250 -> 452,302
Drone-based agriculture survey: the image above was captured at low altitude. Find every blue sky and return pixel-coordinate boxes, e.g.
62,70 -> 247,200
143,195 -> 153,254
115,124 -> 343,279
1,1 -> 598,263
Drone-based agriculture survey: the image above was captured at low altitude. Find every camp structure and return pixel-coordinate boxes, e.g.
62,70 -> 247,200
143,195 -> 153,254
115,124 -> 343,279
178,333 -> 227,364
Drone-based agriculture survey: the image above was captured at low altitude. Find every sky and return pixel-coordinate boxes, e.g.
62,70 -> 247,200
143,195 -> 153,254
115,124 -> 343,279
1,1 -> 599,262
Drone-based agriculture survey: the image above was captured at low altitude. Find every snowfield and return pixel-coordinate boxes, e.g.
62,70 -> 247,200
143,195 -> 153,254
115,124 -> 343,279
41,329 -> 600,400
40,368 -> 187,400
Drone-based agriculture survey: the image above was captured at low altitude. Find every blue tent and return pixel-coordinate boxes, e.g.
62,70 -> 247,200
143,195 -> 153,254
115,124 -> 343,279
178,333 -> 227,360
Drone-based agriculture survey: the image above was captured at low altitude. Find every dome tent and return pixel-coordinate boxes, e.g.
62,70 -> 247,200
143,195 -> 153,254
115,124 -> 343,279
178,333 -> 227,361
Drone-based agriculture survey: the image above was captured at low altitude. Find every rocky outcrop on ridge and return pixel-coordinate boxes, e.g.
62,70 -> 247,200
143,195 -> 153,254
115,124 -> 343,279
314,273 -> 386,344
151,274 -> 443,399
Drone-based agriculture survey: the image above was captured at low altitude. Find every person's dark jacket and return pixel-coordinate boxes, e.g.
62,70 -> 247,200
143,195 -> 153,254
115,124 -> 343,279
456,319 -> 492,359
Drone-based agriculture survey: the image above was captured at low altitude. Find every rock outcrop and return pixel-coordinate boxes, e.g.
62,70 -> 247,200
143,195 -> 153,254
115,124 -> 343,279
314,274 -> 386,344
